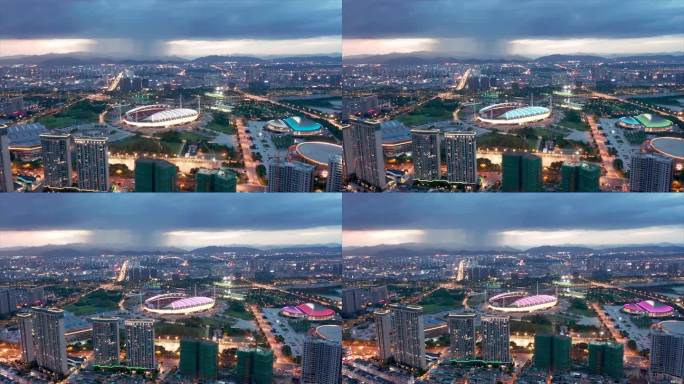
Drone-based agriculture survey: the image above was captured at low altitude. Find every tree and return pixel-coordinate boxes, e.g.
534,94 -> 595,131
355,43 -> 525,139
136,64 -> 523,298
627,339 -> 637,350
256,164 -> 267,178
281,345 -> 292,356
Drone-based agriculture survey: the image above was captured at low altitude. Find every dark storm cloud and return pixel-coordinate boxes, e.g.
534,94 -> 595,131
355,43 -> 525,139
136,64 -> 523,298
342,194 -> 684,233
0,194 -> 341,231
0,0 -> 341,40
343,0 -> 684,40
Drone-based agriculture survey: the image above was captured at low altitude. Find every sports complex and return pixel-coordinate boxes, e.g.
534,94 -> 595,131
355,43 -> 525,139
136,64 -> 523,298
477,102 -> 551,126
122,104 -> 199,128
143,293 -> 215,315
648,137 -> 684,169
280,303 -> 335,321
488,291 -> 558,313
264,116 -> 322,136
622,300 -> 674,318
293,141 -> 343,166
616,113 -> 673,132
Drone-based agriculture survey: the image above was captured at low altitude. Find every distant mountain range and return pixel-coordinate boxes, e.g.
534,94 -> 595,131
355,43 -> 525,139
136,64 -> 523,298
0,243 -> 341,257
342,52 -> 684,65
342,243 -> 684,257
0,52 -> 342,66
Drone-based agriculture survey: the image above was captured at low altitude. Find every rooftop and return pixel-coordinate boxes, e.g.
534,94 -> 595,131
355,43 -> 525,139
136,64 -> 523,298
650,137 -> 684,159
635,113 -> 672,129
283,116 -> 322,132
295,141 -> 343,166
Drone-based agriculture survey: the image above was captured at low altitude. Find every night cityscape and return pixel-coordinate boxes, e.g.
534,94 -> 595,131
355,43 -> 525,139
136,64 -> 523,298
341,0 -> 684,192
340,195 -> 684,383
1,0 -> 684,384
0,0 -> 342,193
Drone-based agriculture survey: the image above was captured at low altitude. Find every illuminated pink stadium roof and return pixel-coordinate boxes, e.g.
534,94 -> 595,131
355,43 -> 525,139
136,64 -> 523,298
512,295 -> 557,308
167,296 -> 214,310
297,303 -> 334,317
623,300 -> 673,314
282,303 -> 334,317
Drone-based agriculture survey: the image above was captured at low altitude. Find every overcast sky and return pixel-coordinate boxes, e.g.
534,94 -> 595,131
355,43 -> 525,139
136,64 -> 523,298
0,0 -> 341,58
343,0 -> 684,57
342,194 -> 684,248
0,195 -> 341,249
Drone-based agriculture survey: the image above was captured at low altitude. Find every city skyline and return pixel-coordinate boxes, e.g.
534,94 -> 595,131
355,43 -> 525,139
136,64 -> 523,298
343,194 -> 684,248
343,0 -> 684,57
0,194 -> 341,248
0,0 -> 341,58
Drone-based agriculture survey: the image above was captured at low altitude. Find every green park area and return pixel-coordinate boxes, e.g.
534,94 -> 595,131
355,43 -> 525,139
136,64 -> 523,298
155,316 -> 250,339
567,298 -> 597,317
477,132 -> 531,150
65,289 -> 122,316
205,112 -> 236,134
286,97 -> 341,109
38,100 -> 107,129
155,320 -> 206,338
557,109 -> 589,131
635,95 -> 684,108
418,288 -> 464,314
397,98 -> 458,126
109,135 -> 179,155
224,300 -> 253,320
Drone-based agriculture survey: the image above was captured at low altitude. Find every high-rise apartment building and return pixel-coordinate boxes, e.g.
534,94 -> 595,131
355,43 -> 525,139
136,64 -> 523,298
481,315 -> 511,363
195,167 -> 237,192
92,317 -> 120,366
389,304 -> 426,370
135,158 -> 177,192
502,152 -> 542,192
341,288 -> 364,317
29,307 -> 69,375
326,154 -> 344,192
235,347 -> 274,384
630,153 -> 673,192
448,313 -> 476,360
650,321 -> 684,383
560,162 -> 600,192
588,342 -> 624,379
534,334 -> 571,371
411,128 -> 441,181
17,312 -> 35,364
445,131 -> 477,184
267,160 -> 314,192
0,126 -> 12,192
74,136 -> 109,191
374,309 -> 393,363
179,338 -> 219,380
342,118 -> 386,190
124,319 -> 156,370
301,335 -> 343,384
40,133 -> 72,188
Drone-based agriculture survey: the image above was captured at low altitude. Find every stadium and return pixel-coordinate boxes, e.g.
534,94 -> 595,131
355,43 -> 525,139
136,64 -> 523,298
281,303 -> 335,321
264,116 -> 322,136
477,103 -> 551,126
380,120 -> 412,157
622,300 -> 674,318
648,137 -> 684,169
488,291 -> 558,313
122,104 -> 199,128
143,293 -> 215,315
617,113 -> 673,132
293,141 -> 343,166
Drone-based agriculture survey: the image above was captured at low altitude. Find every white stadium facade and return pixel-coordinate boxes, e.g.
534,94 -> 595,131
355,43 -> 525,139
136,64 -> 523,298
122,104 -> 199,128
477,103 -> 551,125
143,293 -> 215,315
488,291 -> 558,313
